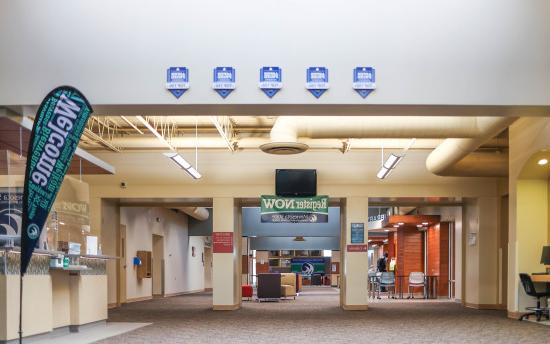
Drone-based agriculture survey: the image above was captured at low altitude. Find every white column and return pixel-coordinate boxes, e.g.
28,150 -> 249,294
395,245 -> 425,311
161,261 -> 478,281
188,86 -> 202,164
342,197 -> 369,310
212,197 -> 241,310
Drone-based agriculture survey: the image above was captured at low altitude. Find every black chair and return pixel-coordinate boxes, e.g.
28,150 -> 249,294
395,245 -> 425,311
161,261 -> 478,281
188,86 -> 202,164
519,273 -> 550,321
257,273 -> 281,301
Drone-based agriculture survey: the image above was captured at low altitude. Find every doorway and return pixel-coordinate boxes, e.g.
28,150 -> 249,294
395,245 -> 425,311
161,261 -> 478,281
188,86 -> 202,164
152,234 -> 164,297
204,246 -> 213,291
117,224 -> 127,305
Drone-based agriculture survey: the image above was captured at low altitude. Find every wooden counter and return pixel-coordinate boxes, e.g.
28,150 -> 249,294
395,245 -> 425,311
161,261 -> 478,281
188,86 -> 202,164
531,274 -> 550,283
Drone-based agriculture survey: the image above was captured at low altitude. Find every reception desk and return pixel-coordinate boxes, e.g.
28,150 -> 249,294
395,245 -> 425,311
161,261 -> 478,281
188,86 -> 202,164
0,248 -> 111,342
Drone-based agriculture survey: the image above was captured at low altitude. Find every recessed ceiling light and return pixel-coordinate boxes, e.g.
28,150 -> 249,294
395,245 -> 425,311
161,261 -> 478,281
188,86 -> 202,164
538,158 -> 548,166
393,224 -> 399,228
417,224 -> 423,228
398,222 -> 404,226
385,229 -> 391,232
422,222 -> 429,225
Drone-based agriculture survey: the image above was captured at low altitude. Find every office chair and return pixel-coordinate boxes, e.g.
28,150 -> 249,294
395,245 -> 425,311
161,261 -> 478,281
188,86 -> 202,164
408,272 -> 426,299
518,273 -> 550,321
368,272 -> 380,298
378,272 -> 396,299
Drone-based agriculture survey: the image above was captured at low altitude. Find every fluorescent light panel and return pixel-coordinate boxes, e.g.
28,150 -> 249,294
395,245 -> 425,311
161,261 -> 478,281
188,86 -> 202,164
186,166 -> 202,179
163,152 -> 201,179
377,153 -> 404,180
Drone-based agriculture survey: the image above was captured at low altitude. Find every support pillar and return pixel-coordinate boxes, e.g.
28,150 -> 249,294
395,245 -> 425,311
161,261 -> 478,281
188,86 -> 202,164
212,197 -> 241,310
341,197 -> 369,310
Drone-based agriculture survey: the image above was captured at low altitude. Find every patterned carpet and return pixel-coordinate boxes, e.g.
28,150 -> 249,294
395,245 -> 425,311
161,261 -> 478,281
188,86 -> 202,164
97,287 -> 550,344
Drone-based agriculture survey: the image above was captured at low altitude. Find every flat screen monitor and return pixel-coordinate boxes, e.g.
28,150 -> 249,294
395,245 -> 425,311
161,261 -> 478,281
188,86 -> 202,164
275,169 -> 317,197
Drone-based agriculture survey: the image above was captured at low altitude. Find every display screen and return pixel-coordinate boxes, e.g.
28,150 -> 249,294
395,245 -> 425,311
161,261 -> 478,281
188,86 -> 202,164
290,257 -> 327,275
275,169 -> 317,197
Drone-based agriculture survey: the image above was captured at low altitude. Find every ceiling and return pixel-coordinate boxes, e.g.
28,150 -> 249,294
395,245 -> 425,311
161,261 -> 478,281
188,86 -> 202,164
82,149 -> 491,186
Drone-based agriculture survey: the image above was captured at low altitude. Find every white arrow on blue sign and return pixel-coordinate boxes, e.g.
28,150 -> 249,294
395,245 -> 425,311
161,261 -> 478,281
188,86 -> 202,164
259,66 -> 282,98
212,67 -> 236,98
306,67 -> 329,98
166,67 -> 190,99
353,67 -> 376,98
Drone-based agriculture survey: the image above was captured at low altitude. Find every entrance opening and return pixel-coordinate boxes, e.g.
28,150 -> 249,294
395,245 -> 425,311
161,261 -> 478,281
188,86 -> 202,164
240,198 -> 341,310
367,197 -> 462,305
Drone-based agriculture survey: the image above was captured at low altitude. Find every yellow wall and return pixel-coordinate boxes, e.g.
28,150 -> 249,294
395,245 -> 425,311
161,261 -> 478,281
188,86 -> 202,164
516,179 -> 548,274
508,117 -> 550,313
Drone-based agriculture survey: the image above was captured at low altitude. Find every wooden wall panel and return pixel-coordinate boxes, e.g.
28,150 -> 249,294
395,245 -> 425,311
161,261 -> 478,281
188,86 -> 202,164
396,227 -> 423,291
427,223 -> 450,297
256,262 -> 269,274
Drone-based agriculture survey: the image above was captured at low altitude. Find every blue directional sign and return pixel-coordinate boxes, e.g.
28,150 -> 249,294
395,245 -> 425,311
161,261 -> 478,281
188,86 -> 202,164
353,67 -> 376,98
212,67 -> 236,98
306,67 -> 329,98
165,67 -> 189,99
259,66 -> 282,98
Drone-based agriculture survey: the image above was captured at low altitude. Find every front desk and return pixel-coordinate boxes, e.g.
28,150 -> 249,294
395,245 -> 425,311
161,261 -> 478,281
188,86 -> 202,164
0,249 -> 110,342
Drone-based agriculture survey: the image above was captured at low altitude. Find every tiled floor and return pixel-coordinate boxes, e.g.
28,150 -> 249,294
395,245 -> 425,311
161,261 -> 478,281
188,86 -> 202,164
27,322 -> 150,344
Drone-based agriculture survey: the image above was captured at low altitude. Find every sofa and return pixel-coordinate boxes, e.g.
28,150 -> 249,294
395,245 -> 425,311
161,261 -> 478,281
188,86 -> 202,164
280,273 -> 297,299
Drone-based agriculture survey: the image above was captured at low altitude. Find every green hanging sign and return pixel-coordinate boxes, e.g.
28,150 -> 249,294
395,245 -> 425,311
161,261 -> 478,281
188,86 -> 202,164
260,195 -> 329,223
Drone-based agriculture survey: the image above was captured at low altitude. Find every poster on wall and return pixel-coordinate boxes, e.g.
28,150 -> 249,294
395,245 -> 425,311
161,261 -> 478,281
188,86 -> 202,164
212,232 -> 233,253
20,86 -> 93,275
260,195 -> 328,223
351,223 -> 364,243
0,187 -> 23,236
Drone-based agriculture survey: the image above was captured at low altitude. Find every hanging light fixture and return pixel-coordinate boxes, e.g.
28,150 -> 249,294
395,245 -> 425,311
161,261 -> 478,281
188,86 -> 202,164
161,117 -> 202,179
377,138 -> 416,180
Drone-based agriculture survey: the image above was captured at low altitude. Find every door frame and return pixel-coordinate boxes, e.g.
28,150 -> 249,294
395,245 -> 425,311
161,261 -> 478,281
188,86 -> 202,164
117,224 -> 127,305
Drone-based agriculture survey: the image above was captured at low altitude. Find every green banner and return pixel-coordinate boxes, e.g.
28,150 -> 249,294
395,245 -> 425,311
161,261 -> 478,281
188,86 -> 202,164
21,86 -> 92,275
260,195 -> 328,223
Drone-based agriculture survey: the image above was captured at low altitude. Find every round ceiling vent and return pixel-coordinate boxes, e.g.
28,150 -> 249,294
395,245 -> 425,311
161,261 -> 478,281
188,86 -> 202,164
260,142 -> 309,155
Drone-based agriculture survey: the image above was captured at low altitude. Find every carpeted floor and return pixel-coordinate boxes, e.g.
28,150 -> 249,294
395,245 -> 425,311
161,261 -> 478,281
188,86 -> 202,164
97,287 -> 550,344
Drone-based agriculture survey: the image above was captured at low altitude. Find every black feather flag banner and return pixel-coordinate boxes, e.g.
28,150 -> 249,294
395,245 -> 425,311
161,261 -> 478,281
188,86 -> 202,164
20,86 -> 92,275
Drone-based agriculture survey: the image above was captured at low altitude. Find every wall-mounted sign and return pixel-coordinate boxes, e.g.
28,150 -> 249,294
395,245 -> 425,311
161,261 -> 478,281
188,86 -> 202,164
352,67 -> 376,98
259,66 -> 282,98
212,67 -> 236,98
291,257 -> 327,276
260,195 -> 328,223
306,67 -> 329,98
165,67 -> 190,98
212,232 -> 234,253
0,188 -> 23,236
347,244 -> 368,252
351,223 -> 365,244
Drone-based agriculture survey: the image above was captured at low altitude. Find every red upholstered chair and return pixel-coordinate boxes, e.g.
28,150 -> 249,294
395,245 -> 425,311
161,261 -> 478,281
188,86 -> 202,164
242,285 -> 253,301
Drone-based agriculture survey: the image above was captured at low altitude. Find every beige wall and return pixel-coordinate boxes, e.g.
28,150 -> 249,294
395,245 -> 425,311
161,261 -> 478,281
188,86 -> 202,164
120,207 -> 205,301
51,270 -> 71,328
70,275 -> 108,326
212,198 -> 241,309
101,199 -> 119,305
0,275 -> 52,341
463,197 -> 500,307
342,197 -> 369,310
